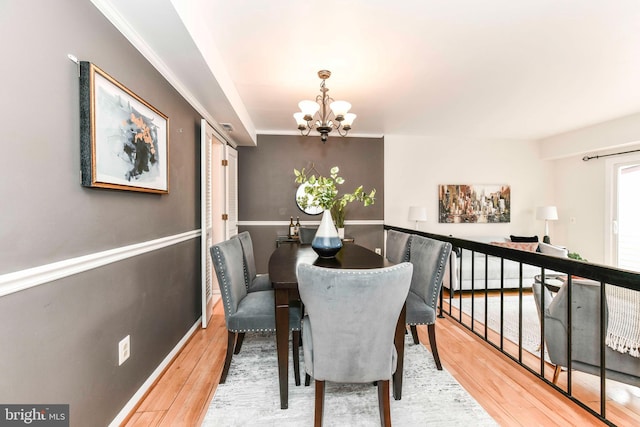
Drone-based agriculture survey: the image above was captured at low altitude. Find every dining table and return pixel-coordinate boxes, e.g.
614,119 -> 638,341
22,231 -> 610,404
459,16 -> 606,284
268,242 -> 406,410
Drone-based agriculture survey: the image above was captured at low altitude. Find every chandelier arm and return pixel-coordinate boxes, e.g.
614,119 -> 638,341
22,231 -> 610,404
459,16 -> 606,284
335,123 -> 348,136
299,125 -> 313,137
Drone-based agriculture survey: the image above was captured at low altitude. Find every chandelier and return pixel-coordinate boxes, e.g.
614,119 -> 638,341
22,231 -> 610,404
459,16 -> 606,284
293,70 -> 356,143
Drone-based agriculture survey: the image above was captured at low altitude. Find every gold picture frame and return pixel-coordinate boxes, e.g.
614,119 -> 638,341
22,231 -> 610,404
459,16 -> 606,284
79,62 -> 169,194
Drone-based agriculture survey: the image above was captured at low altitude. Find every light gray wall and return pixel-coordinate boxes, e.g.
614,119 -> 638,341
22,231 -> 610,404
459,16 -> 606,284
0,1 -> 201,425
384,134 -> 555,240
552,143 -> 640,264
238,134 -> 384,271
538,116 -> 640,265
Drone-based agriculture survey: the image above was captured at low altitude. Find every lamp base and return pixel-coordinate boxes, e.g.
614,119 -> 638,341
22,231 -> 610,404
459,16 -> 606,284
543,235 -> 551,244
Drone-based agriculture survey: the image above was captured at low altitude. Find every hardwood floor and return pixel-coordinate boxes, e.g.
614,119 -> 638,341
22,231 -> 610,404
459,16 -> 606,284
122,300 -> 637,426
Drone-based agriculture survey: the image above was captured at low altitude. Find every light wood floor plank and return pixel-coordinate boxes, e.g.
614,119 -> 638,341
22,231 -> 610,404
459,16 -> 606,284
122,299 -> 638,426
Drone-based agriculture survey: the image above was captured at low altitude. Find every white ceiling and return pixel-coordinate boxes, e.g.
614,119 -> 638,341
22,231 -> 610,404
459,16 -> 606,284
98,0 -> 640,146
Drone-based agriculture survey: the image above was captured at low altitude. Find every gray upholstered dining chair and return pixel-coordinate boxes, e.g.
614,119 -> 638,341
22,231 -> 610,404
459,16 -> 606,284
232,231 -> 275,354
297,262 -> 413,427
233,231 -> 272,292
210,238 -> 302,384
385,229 -> 412,263
406,235 -> 452,370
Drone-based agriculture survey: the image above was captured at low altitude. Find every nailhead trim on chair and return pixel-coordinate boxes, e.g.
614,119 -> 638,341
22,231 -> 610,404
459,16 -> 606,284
227,327 -> 302,332
232,233 -> 254,291
428,243 -> 451,308
212,245 -> 301,333
315,263 -> 410,276
241,262 -> 250,291
211,245 -> 234,323
405,236 -> 412,262
407,240 -> 452,327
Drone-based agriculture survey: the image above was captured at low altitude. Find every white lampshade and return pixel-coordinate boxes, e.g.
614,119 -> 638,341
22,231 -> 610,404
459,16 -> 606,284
536,206 -> 558,243
293,112 -> 307,128
342,113 -> 357,127
299,100 -> 320,117
408,206 -> 428,222
330,100 -> 351,118
536,206 -> 558,221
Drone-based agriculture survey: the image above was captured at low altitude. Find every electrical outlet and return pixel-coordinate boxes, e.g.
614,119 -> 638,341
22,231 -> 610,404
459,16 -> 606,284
375,248 -> 382,255
118,335 -> 130,366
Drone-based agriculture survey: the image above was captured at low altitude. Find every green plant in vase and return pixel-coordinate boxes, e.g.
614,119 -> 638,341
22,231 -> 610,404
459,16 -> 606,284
294,166 -> 375,257
331,203 -> 346,227
331,203 -> 346,238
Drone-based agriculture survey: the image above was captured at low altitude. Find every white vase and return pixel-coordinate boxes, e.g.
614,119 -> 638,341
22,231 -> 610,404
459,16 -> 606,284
312,209 -> 343,258
338,227 -> 345,239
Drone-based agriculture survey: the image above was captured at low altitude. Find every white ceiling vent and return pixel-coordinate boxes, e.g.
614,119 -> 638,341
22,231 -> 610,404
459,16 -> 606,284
220,123 -> 234,133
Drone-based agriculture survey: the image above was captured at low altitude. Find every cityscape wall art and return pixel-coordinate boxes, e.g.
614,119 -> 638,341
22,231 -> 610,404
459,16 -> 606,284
438,184 -> 510,223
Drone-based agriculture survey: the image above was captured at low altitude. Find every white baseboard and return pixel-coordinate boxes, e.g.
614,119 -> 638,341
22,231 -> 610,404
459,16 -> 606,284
108,318 -> 202,427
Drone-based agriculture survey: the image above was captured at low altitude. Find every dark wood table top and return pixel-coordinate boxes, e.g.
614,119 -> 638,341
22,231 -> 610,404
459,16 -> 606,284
269,243 -> 392,290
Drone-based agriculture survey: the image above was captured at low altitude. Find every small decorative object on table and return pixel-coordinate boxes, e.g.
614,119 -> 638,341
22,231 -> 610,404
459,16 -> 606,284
294,166 -> 375,258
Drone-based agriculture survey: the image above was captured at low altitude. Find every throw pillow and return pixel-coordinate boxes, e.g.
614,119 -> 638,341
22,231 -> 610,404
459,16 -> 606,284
491,241 -> 539,252
510,235 -> 539,242
538,242 -> 569,258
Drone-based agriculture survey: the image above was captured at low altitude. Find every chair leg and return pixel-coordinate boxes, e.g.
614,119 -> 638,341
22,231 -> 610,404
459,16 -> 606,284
292,330 -> 301,386
314,380 -> 325,427
219,331 -> 236,384
552,365 -> 562,384
305,373 -> 311,386
377,379 -> 391,427
234,332 -> 245,354
410,325 -> 420,344
427,323 -> 442,370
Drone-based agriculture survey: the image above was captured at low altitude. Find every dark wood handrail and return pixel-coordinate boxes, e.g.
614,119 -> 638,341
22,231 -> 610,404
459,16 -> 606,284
383,225 -> 639,291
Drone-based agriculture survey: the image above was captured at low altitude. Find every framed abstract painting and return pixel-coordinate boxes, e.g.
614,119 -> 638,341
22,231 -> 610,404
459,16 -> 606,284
79,61 -> 169,194
438,184 -> 510,223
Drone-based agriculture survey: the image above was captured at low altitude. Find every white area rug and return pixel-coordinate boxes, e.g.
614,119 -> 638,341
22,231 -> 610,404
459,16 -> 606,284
450,294 -> 547,359
203,333 -> 497,426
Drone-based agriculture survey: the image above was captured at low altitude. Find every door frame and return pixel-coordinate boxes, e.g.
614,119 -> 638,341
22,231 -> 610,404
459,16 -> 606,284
200,120 -> 227,327
604,152 -> 640,267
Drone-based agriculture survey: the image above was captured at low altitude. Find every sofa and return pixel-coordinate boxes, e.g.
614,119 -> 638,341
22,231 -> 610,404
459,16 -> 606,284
533,279 -> 640,388
442,236 -> 566,292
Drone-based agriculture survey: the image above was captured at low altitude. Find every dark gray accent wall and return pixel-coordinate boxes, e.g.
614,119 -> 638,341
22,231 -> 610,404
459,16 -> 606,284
238,134 -> 384,271
0,0 -> 200,274
0,1 -> 201,425
0,241 -> 200,424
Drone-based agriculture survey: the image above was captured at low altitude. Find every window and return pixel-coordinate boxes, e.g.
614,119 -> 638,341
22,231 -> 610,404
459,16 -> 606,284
607,153 -> 640,272
617,162 -> 640,271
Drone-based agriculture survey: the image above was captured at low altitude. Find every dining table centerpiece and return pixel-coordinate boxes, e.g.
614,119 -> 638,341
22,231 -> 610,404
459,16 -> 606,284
294,166 -> 376,257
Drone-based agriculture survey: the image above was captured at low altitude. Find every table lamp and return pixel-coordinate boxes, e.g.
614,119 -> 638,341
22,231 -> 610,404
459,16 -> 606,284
408,206 -> 428,230
536,206 -> 558,244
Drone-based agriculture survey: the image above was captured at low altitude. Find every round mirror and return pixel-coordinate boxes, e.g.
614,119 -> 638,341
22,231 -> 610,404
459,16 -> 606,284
296,182 -> 323,215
